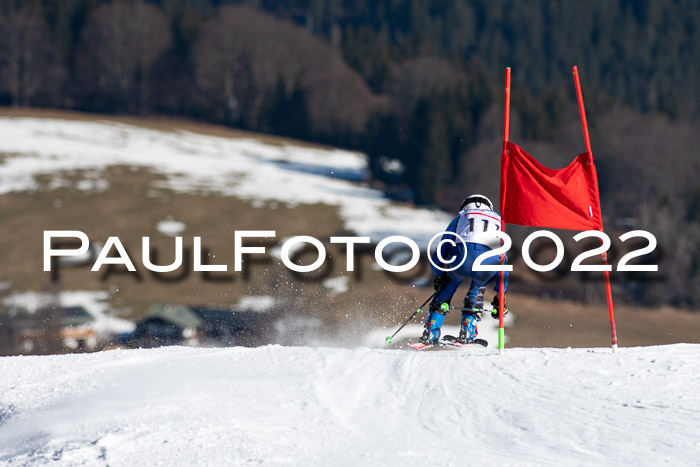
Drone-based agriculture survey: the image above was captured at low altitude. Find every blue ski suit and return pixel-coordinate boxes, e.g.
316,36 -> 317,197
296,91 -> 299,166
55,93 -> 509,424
424,209 -> 509,340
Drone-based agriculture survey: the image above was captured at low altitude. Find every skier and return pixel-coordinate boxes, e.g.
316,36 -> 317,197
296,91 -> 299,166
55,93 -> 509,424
421,194 -> 509,345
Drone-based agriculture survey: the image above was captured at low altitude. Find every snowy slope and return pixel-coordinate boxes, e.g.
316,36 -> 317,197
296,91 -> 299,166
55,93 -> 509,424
0,117 -> 451,245
1,345 -> 699,466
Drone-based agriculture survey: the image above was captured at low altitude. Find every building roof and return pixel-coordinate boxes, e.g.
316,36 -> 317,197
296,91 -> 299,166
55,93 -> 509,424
145,304 -> 202,330
62,306 -> 95,327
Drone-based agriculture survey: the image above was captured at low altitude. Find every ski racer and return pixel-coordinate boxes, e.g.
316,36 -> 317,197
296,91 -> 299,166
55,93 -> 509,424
421,194 -> 509,345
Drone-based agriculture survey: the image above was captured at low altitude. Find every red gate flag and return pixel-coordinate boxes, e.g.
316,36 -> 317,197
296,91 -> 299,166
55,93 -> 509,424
500,141 -> 603,231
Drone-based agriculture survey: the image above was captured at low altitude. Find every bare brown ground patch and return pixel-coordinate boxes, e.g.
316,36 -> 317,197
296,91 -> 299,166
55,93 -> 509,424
503,293 -> 700,348
0,166 -> 346,319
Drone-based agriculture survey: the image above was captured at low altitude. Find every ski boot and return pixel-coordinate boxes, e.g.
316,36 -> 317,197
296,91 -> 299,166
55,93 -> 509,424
458,298 -> 482,344
420,301 -> 450,344
457,312 -> 479,344
456,287 -> 486,344
490,294 -> 509,319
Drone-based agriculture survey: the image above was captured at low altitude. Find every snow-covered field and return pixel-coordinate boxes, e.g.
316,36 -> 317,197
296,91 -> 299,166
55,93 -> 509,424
0,117 -> 451,245
2,290 -> 134,336
1,344 -> 699,466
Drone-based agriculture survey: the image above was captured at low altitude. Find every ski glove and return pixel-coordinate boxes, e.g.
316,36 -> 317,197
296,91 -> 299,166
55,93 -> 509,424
433,273 -> 449,292
490,295 -> 508,319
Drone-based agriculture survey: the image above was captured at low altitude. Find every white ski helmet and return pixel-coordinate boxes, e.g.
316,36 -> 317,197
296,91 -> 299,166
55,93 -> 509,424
460,194 -> 493,211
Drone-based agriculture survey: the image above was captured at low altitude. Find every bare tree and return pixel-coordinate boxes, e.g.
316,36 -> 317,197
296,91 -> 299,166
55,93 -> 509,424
306,59 -> 377,135
193,5 -> 376,134
192,6 -> 262,125
0,8 -> 63,106
593,106 -> 700,305
388,56 -> 467,121
75,2 -> 171,113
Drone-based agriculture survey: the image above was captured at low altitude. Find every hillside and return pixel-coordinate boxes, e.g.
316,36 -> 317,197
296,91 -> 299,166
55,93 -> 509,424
1,112 -> 700,351
1,344 -> 699,465
3,1 -> 700,309
0,112 -> 448,323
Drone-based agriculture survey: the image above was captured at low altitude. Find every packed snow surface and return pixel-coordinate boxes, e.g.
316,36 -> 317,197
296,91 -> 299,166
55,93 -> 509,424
1,344 -> 699,466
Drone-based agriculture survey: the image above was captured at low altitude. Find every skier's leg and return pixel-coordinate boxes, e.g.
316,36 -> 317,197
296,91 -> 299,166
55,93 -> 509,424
487,268 -> 509,295
471,247 -> 509,316
459,283 -> 484,343
459,313 -> 479,342
480,267 -> 509,314
463,279 -> 479,308
475,270 -> 509,312
422,306 -> 447,343
421,278 -> 461,343
421,242 -> 470,343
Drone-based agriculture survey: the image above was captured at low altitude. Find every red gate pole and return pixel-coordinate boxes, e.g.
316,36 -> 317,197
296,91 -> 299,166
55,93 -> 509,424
498,67 -> 511,355
572,66 -> 619,353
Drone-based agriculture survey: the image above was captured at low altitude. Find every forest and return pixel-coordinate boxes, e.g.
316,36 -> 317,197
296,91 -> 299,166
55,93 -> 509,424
0,0 -> 698,308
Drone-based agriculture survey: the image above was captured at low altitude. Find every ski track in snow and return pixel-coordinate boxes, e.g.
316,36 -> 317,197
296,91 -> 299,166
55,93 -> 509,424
1,345 -> 699,466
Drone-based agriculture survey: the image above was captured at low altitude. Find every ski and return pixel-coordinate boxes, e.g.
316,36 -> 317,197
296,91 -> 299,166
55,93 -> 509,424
408,336 -> 488,350
405,287 -> 492,350
441,335 -> 488,348
408,341 -> 446,351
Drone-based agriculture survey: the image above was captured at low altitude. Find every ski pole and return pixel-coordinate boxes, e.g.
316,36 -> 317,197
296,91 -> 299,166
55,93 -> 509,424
449,306 -> 483,314
385,291 -> 436,344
